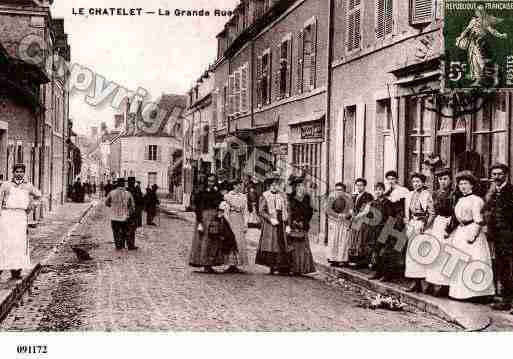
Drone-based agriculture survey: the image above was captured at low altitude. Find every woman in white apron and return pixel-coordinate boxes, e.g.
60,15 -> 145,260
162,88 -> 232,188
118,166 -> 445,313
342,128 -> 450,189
0,164 -> 41,279
404,173 -> 435,293
449,171 -> 495,300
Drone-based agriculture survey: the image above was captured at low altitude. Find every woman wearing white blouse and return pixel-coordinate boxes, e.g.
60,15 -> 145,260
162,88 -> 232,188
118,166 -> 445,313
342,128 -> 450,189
448,171 -> 495,300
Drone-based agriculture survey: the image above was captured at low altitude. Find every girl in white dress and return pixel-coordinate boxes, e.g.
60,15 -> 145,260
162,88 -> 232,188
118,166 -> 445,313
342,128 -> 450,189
449,171 -> 495,300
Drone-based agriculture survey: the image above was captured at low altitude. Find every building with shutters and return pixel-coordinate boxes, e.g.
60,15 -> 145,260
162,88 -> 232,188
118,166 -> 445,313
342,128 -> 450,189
212,0 -> 331,241
110,94 -> 186,195
0,0 -> 71,216
330,0 -> 448,192
183,67 -> 216,204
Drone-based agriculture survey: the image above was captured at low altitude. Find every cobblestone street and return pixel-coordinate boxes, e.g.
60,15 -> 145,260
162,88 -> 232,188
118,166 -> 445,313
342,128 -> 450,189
0,204 -> 459,331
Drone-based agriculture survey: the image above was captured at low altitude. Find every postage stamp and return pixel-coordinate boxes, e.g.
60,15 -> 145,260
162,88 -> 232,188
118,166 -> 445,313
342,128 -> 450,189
445,0 -> 513,89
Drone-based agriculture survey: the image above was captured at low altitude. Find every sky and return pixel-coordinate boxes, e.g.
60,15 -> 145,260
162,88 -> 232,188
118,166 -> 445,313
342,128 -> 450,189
50,0 -> 239,135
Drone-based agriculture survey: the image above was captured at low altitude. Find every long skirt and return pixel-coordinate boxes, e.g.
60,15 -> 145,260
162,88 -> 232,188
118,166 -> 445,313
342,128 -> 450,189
449,226 -> 495,300
0,209 -> 30,270
348,222 -> 371,262
224,212 -> 249,266
189,209 -> 225,267
255,214 -> 291,271
405,218 -> 427,279
327,217 -> 350,263
289,233 -> 316,274
425,216 -> 452,286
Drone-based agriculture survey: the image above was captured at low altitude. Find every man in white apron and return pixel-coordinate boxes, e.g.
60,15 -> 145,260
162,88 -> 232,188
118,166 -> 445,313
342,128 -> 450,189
0,164 -> 42,280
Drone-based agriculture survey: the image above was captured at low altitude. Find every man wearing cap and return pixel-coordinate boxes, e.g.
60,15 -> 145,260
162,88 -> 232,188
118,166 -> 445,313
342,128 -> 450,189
105,178 -> 135,250
485,163 -> 513,311
0,164 -> 42,280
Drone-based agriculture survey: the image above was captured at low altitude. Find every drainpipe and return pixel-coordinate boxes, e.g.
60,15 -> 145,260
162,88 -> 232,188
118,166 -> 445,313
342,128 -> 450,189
323,0 -> 335,245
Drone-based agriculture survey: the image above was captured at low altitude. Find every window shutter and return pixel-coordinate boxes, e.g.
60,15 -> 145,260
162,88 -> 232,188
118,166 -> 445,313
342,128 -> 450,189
223,84 -> 228,125
347,0 -> 361,51
411,0 -> 433,25
234,70 -> 241,114
212,90 -> 218,128
385,0 -> 393,35
241,63 -> 249,113
354,8 -> 361,49
286,38 -> 292,97
157,145 -> 162,162
309,19 -> 318,90
273,45 -> 281,101
376,0 -> 385,39
228,74 -> 235,115
145,145 -> 149,160
256,56 -> 263,108
267,50 -> 272,104
297,30 -> 304,94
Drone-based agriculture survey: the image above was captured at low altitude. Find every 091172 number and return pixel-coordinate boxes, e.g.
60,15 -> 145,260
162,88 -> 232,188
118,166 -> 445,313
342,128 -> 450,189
17,345 -> 47,355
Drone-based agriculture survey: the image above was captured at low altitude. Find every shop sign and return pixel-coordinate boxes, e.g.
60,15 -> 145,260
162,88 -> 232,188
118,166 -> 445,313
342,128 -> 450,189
300,123 -> 323,139
272,143 -> 288,156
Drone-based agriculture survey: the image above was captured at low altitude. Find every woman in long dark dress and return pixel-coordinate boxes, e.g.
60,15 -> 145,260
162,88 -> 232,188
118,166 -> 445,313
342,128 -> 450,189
348,178 -> 374,266
255,171 -> 291,274
189,175 -> 225,273
287,176 -> 316,275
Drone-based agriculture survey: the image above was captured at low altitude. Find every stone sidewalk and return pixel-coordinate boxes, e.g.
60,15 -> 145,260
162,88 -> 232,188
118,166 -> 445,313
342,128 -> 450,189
0,201 -> 97,322
309,242 -> 513,331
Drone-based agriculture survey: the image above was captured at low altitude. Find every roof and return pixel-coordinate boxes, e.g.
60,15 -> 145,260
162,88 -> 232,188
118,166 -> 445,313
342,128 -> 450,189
122,93 -> 187,138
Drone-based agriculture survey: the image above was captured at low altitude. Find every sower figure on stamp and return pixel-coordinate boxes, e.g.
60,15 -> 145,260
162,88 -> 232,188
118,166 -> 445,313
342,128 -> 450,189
105,178 -> 135,250
485,163 -> 513,312
0,164 -> 42,280
189,174 -> 225,274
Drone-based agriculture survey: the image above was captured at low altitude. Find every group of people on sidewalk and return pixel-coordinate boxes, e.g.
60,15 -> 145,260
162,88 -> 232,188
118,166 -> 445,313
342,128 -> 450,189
104,177 -> 160,250
327,164 -> 513,312
189,171 -> 316,276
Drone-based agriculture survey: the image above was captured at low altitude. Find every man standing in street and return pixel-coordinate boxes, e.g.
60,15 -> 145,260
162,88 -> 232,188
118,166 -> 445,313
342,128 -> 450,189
104,179 -> 113,198
486,163 -> 513,312
0,164 -> 42,280
144,184 -> 160,226
105,178 -> 135,250
127,177 -> 144,249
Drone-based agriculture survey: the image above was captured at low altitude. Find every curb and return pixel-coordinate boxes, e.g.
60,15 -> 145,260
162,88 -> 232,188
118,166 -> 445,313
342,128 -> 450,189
0,201 -> 98,324
315,261 -> 491,331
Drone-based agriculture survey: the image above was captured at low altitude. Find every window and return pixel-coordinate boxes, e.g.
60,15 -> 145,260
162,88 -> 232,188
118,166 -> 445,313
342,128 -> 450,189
410,0 -> 433,25
147,145 -> 158,161
347,0 -> 362,52
148,172 -> 157,187
279,38 -> 292,98
377,99 -> 396,178
343,106 -> 356,189
240,63 -> 249,113
234,70 -> 241,115
16,141 -> 24,164
407,97 -> 433,174
376,0 -> 393,39
473,94 -> 508,179
222,84 -> 228,126
258,51 -> 271,106
228,74 -> 235,115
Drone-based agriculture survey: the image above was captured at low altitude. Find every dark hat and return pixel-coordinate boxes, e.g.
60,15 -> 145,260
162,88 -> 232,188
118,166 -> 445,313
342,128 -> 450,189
435,168 -> 452,177
127,176 -> 136,184
288,175 -> 305,186
385,170 -> 398,179
455,170 -> 478,186
264,171 -> 282,184
410,172 -> 427,183
490,163 -> 509,174
116,177 -> 126,186
13,163 -> 26,172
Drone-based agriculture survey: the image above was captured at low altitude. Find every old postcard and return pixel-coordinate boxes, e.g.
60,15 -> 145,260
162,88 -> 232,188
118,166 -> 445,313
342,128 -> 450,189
0,0 -> 513,357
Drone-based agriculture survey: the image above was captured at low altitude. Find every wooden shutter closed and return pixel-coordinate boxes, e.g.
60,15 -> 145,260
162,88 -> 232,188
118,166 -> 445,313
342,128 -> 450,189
256,56 -> 262,108
267,50 -> 272,104
145,145 -> 150,160
286,38 -> 292,97
157,145 -> 162,162
376,0 -> 385,39
241,63 -> 249,113
385,0 -> 393,35
297,30 -> 304,94
234,70 -> 241,114
411,0 -> 433,25
347,0 -> 361,51
212,90 -> 218,128
228,74 -> 235,116
273,45 -> 281,101
309,19 -> 318,90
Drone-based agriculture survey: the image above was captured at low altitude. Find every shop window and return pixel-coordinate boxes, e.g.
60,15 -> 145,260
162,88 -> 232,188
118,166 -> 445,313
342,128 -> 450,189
473,94 -> 508,179
407,97 -> 433,174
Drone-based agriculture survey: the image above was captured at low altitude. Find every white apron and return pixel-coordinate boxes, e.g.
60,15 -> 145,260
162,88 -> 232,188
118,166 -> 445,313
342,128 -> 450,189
405,218 -> 427,279
327,216 -> 350,263
425,215 -> 452,286
0,186 -> 31,270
